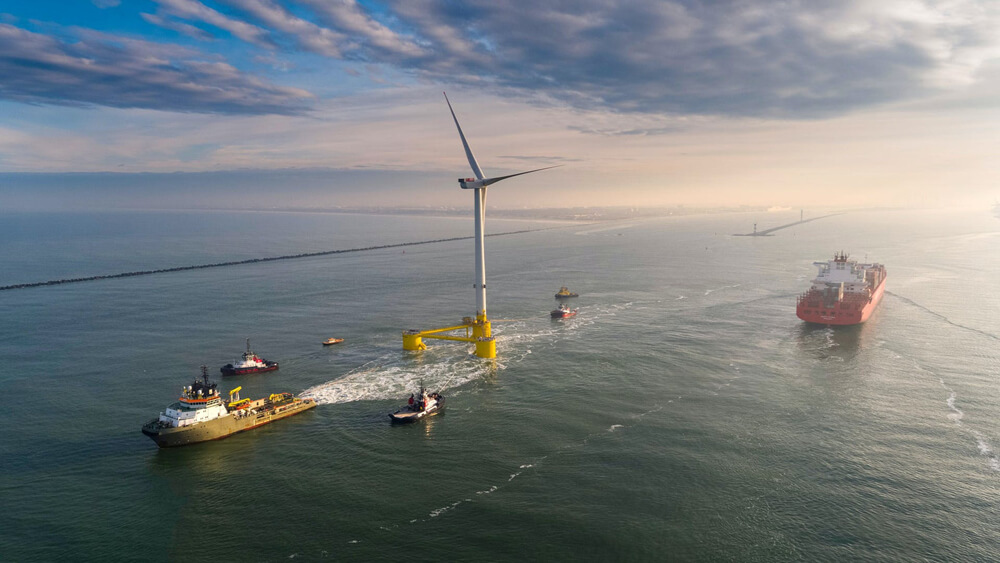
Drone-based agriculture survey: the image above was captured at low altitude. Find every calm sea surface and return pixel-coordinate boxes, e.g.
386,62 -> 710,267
1,209 -> 998,562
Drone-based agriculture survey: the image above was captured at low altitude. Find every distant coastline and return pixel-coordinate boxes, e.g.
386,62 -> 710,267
180,205 -> 781,222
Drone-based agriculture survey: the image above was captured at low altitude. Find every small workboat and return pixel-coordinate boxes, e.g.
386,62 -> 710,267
389,388 -> 445,424
555,286 -> 579,299
220,338 -> 279,376
322,337 -> 344,346
551,304 -> 578,318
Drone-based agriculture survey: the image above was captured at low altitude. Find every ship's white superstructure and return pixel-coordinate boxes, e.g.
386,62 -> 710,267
231,354 -> 267,370
159,382 -> 228,428
809,256 -> 874,296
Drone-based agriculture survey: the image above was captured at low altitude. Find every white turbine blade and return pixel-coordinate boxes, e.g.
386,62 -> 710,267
481,165 -> 562,187
444,92 -> 485,180
482,164 -> 563,211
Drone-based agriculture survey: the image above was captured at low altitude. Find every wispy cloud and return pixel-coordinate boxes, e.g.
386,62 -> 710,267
367,0 -> 1000,117
140,12 -> 214,41
0,24 -> 312,114
143,0 -> 999,118
298,0 -> 425,59
9,1 -> 999,119
150,0 -> 272,47
227,0 -> 348,57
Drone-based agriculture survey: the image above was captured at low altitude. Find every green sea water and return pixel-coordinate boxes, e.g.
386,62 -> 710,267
1,208 -> 998,561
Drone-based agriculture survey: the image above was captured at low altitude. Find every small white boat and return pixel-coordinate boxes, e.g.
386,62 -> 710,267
389,388 -> 445,424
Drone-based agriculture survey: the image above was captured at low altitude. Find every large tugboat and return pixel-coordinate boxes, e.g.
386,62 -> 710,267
555,286 -> 579,299
551,303 -> 578,319
221,338 -> 278,376
796,252 -> 886,325
389,387 -> 445,424
141,366 -> 315,447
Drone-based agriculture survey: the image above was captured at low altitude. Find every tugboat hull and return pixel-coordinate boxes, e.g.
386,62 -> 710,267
220,362 -> 279,376
389,397 -> 445,424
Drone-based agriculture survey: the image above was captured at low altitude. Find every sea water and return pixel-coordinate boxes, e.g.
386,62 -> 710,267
0,208 -> 998,561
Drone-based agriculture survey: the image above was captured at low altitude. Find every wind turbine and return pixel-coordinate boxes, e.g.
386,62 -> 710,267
402,93 -> 558,359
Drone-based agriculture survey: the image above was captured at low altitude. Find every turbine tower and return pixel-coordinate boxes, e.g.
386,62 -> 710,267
402,93 -> 557,359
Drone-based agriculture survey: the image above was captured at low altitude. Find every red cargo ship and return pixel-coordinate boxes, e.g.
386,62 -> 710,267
796,252 -> 886,325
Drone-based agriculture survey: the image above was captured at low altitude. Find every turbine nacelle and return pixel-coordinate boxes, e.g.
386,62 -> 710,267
459,177 -> 484,189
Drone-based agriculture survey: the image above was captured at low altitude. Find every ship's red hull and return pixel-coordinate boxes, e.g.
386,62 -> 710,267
220,362 -> 279,376
796,275 -> 886,325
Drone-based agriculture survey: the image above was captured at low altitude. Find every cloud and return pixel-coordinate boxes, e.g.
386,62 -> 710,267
150,0 -> 272,47
297,0 -> 425,59
272,0 -> 994,118
0,24 -> 312,115
226,0 -> 348,57
497,155 -> 582,163
6,1 -> 1000,120
140,12 -> 214,40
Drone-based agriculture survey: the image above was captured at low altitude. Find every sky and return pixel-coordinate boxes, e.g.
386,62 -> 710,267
1,0 -> 998,210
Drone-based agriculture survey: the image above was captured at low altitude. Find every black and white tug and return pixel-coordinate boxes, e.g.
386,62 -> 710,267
389,387 -> 445,424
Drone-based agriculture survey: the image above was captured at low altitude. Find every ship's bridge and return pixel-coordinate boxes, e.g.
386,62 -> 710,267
812,258 -> 868,294
162,394 -> 228,427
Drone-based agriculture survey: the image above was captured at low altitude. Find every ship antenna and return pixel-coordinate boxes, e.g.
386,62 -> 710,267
200,365 -> 209,385
246,338 -> 251,354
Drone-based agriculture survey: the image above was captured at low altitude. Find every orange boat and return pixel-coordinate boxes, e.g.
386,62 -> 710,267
796,252 -> 886,325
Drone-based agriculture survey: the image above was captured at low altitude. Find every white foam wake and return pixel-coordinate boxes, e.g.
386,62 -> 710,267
409,403 -> 664,526
704,283 -> 741,295
304,302 -> 636,406
939,378 -> 999,472
303,353 -> 489,405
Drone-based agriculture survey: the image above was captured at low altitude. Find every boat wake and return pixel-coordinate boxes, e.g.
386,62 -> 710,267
704,283 -> 741,295
940,379 -> 1000,472
410,403 -> 666,526
887,291 -> 1000,342
304,302 -> 636,405
303,353 -> 489,405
